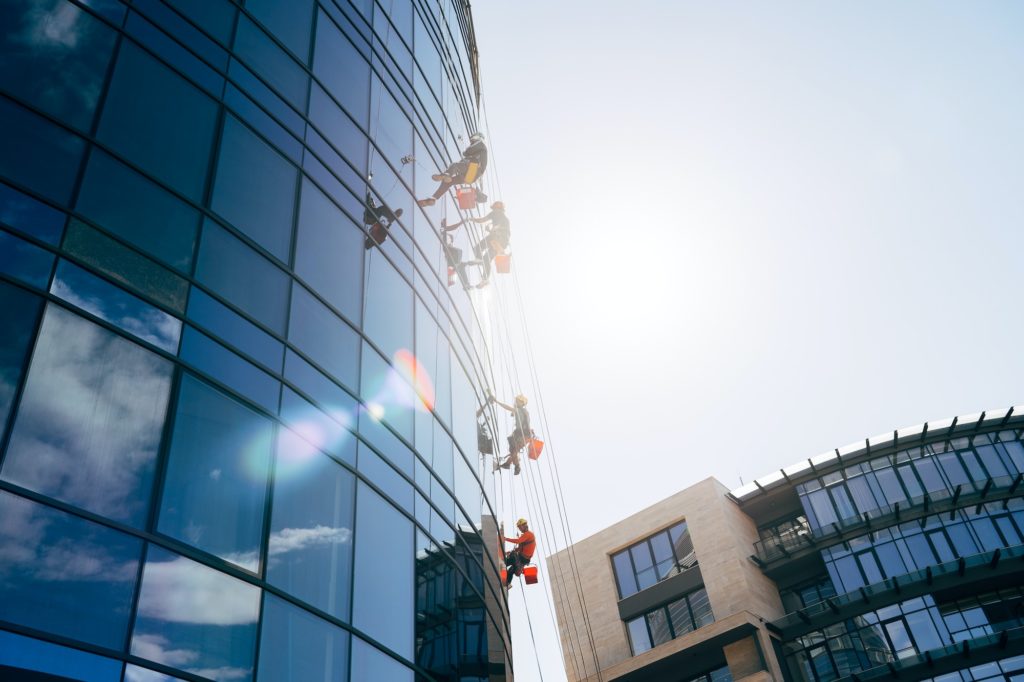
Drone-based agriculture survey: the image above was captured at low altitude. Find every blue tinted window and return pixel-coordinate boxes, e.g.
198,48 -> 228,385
258,594 -> 350,681
0,96 -> 85,205
279,386 -> 356,464
0,0 -> 117,131
353,482 -> 414,658
187,287 -> 283,373
97,42 -> 218,201
227,58 -> 305,138
51,260 -> 182,353
0,491 -> 143,648
359,343 -> 414,442
63,220 -> 190,314
308,84 -> 368,176
284,348 -> 356,420
180,325 -> 279,412
267,428 -> 355,619
358,443 -> 413,514
124,665 -> 188,682
211,116 -> 297,262
133,0 -> 228,69
289,284 -> 359,390
195,220 -> 290,333
0,629 -> 121,682
369,78 -> 412,182
158,374 -> 273,571
627,617 -> 651,655
0,181 -> 65,244
363,256 -> 413,364
0,281 -> 42,437
131,546 -> 260,680
0,229 -> 53,288
167,0 -> 237,44
350,637 -> 411,681
224,83 -> 303,164
124,11 -> 225,98
245,0 -> 315,62
313,11 -> 370,126
2,305 -> 172,527
233,16 -> 308,109
294,179 -> 363,323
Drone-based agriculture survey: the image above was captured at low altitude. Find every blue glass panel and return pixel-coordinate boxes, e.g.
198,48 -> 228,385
258,595 -> 349,681
0,181 -> 65,244
158,374 -> 273,570
369,77 -> 412,183
278,386 -> 356,464
0,228 -> 53,288
294,178 -> 363,323
0,96 -> 86,205
76,149 -> 200,273
0,491 -> 143,648
194,220 -> 290,333
2,305 -> 172,527
224,83 -> 303,164
313,10 -> 370,126
227,58 -> 305,138
284,349 -> 357,425
233,16 -> 308,109
350,637 -> 411,682
211,115 -> 297,261
627,616 -> 651,655
63,220 -> 190,314
288,285 -> 359,390
359,343 -> 414,442
0,281 -> 42,437
267,428 -> 355,619
131,546 -> 260,680
51,260 -> 181,353
132,0 -> 229,69
125,11 -> 225,98
0,0 -> 117,131
245,0 -> 315,62
976,445 -> 1009,479
124,664 -> 188,681
78,0 -> 125,23
0,627 -> 121,682
97,42 -> 218,201
353,482 -> 414,658
187,287 -> 283,373
166,0 -> 237,45
613,551 -> 637,597
180,326 -> 279,413
358,443 -> 413,515
308,84 -> 368,176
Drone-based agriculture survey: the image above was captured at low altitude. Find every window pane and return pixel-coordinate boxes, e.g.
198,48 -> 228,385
267,428 -> 355,620
0,280 -> 43,436
668,598 -> 694,637
353,482 -> 414,658
938,452 -> 971,489
0,625 -> 122,682
612,551 -> 638,598
688,588 -> 715,627
627,617 -> 651,655
647,607 -> 672,646
0,180 -> 66,244
211,115 -> 297,262
313,11 -> 370,125
857,551 -> 884,585
170,0 -> 237,44
0,96 -> 85,204
294,178 -> 363,323
0,491 -> 142,649
363,255 -> 413,363
257,594 -> 350,682
0,0 -> 117,130
51,260 -> 181,353
2,304 -> 172,526
288,284 -> 360,390
124,664 -> 188,681
350,637 -> 411,682
195,220 -> 290,333
233,16 -> 308,109
157,374 -> 273,571
131,546 -> 260,681
75,150 -> 200,273
97,42 -> 217,200
180,325 -> 280,413
308,83 -> 367,175
805,488 -> 838,530
187,287 -> 283,373
976,445 -> 1009,479
873,467 -> 907,506
245,0 -> 315,61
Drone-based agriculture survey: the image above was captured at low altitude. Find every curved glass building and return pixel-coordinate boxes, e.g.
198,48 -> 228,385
0,0 -> 512,680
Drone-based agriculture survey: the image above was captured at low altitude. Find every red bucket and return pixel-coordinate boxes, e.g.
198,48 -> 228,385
456,186 -> 476,210
523,566 -> 538,584
527,438 -> 544,461
494,254 -> 511,274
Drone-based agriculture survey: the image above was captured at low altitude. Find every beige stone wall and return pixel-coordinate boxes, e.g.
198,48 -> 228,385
547,477 -> 785,681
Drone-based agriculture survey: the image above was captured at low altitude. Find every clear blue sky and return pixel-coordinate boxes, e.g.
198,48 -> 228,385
471,2 -> 1024,679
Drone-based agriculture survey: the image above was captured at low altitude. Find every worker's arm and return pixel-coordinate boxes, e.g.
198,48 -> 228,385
491,398 -> 514,412
502,535 -> 526,544
442,218 -> 465,231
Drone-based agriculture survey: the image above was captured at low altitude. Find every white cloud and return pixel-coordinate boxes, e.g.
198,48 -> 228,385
137,556 -> 259,626
131,634 -> 198,668
189,668 -> 250,681
268,525 -> 352,556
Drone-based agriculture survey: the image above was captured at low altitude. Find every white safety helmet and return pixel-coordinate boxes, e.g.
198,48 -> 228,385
469,132 -> 485,143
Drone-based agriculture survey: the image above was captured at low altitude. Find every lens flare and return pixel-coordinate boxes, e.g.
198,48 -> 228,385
393,349 -> 435,411
366,402 -> 386,421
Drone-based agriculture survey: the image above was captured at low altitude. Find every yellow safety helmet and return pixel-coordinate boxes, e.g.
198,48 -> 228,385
515,394 -> 528,406
516,518 -> 528,527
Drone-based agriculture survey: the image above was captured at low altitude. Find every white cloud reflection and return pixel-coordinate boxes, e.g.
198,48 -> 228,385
268,524 -> 352,556
137,555 -> 259,626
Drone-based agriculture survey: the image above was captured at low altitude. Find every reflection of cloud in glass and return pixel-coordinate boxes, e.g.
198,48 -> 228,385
1,305 -> 172,527
128,639 -> 249,681
269,525 -> 352,556
137,555 -> 260,626
124,663 -> 187,682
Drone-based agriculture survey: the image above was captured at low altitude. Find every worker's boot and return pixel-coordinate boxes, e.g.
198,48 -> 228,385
417,197 -> 436,207
513,464 -> 521,475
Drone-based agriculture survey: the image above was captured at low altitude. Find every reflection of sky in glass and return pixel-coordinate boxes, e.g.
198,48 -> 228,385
0,280 -> 42,438
0,180 -> 66,244
123,664 -> 187,682
0,491 -> 142,650
257,594 -> 350,680
50,259 -> 181,352
0,629 -> 121,682
131,546 -> 259,682
2,304 -> 173,527
0,228 -> 55,289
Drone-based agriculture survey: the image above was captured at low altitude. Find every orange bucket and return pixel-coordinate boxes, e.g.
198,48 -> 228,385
523,566 -> 538,584
456,186 -> 476,210
494,254 -> 511,274
500,569 -> 507,583
527,438 -> 544,460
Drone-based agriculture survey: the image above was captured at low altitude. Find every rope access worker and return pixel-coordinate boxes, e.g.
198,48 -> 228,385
363,193 -> 404,249
443,201 -> 509,288
490,392 -> 530,475
501,518 -> 536,587
417,132 -> 487,207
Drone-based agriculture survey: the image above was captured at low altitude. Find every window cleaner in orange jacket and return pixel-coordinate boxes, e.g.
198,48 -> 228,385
501,518 -> 536,587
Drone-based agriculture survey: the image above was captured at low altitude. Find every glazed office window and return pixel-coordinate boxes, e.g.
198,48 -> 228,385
0,491 -> 143,650
211,115 -> 298,262
124,9 -> 225,99
0,227 -> 53,289
0,96 -> 86,205
158,374 -> 273,571
611,521 -> 695,599
180,326 -> 280,414
308,83 -> 369,178
625,587 -> 714,656
169,0 -> 238,45
97,42 -> 218,201
257,593 -> 350,681
2,305 -> 173,528
0,629 -> 122,682
288,283 -> 360,390
684,667 -> 734,682
233,15 -> 309,110
130,546 -> 260,680
0,180 -> 66,244
76,149 -> 201,274
245,0 -> 315,63
187,287 -> 284,374
351,636 -> 413,682
0,0 -> 117,132
0,281 -> 42,436
313,10 -> 371,126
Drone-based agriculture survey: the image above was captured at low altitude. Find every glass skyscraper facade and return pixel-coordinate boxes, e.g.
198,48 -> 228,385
0,0 -> 512,680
